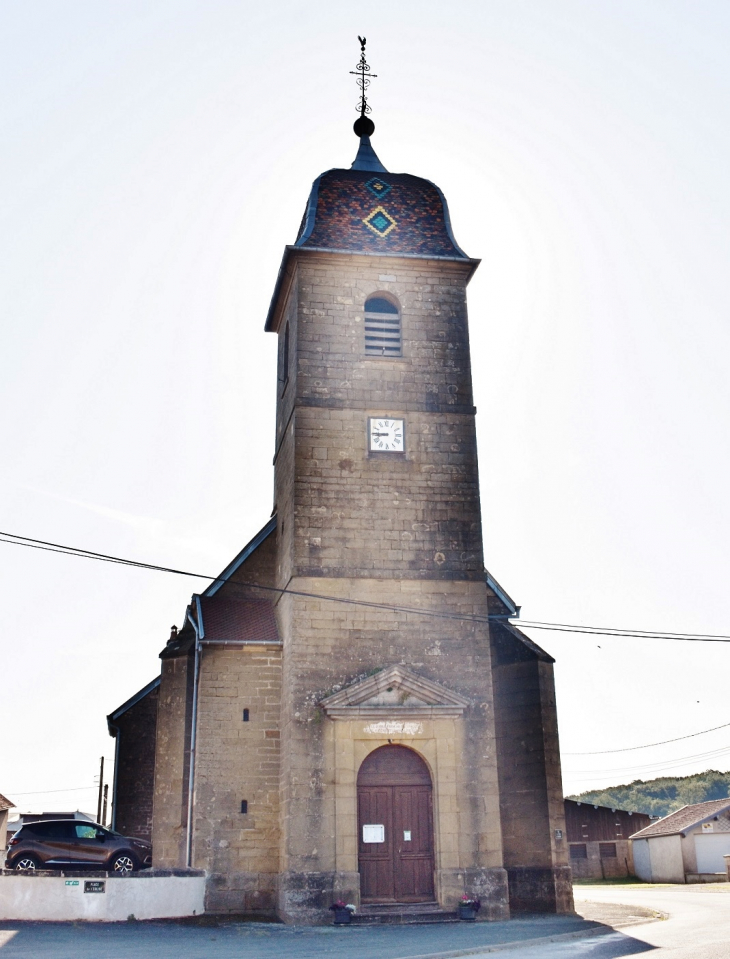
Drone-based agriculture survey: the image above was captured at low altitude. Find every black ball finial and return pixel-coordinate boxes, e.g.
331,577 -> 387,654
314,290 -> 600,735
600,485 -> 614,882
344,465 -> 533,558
354,115 -> 375,138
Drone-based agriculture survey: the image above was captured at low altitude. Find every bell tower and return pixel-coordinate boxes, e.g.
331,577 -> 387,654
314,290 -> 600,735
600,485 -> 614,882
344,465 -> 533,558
262,41 -> 572,921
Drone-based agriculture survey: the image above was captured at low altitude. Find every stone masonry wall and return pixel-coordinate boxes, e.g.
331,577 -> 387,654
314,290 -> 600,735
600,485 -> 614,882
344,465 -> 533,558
152,652 -> 194,868
274,576 -> 507,921
491,652 -> 572,913
569,840 -> 635,880
273,252 -> 484,583
193,644 -> 282,914
269,250 -> 509,920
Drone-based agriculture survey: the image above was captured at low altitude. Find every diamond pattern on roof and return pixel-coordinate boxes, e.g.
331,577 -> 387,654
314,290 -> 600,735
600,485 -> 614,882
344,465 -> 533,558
363,205 -> 397,237
364,176 -> 392,198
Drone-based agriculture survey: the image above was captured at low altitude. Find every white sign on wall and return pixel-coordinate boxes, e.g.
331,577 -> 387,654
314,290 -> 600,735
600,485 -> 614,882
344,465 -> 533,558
363,824 -> 385,843
702,822 -> 714,833
363,721 -> 423,735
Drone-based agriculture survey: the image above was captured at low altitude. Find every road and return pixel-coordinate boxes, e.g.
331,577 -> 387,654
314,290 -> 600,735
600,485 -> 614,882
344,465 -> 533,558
0,883 -> 728,958
516,883 -> 730,959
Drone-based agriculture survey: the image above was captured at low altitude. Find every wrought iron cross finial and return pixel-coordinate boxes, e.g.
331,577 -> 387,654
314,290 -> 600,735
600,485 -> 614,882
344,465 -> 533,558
350,35 -> 377,119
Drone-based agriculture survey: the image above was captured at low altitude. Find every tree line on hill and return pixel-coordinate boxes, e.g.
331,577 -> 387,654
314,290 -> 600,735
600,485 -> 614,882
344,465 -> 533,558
568,770 -> 730,820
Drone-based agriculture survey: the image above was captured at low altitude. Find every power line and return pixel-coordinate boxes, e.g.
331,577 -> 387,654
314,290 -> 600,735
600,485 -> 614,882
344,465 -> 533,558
1,529 -> 729,642
0,531 -> 495,626
7,786 -> 95,796
564,744 -> 730,778
518,620 -> 730,641
564,720 -> 730,755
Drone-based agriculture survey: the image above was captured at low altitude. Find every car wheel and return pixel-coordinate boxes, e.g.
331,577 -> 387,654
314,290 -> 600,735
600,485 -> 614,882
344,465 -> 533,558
110,852 -> 138,874
14,855 -> 42,871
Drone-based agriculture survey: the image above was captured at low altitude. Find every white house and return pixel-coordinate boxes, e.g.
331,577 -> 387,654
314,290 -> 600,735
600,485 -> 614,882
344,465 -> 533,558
0,795 -> 14,853
631,798 -> 730,883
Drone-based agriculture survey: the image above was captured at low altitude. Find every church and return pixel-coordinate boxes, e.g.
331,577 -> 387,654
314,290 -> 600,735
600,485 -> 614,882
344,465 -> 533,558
107,63 -> 573,922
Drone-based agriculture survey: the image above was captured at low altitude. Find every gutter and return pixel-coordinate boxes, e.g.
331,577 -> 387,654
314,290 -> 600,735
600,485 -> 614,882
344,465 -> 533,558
107,720 -> 121,831
485,572 -> 519,618
201,639 -> 282,647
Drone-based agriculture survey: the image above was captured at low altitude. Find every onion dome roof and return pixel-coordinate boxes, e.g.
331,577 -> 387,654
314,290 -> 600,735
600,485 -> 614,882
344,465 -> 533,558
294,136 -> 469,260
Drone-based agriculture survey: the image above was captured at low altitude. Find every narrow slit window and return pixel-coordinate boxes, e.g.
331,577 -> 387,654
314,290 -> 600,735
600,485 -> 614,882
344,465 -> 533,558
364,296 -> 401,356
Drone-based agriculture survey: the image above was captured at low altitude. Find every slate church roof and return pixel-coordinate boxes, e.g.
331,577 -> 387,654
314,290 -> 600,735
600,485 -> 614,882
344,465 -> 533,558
295,136 -> 469,260
198,595 -> 280,644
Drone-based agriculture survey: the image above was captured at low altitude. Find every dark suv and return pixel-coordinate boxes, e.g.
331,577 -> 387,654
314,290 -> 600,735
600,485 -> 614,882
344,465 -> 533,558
5,820 -> 152,873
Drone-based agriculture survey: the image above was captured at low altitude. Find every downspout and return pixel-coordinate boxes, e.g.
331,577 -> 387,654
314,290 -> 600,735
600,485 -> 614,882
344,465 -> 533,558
107,720 -> 121,831
184,595 -> 205,868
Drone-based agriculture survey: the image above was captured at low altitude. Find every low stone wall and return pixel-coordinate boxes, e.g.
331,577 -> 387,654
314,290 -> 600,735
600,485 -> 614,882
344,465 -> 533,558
686,872 -> 728,883
0,869 -> 205,921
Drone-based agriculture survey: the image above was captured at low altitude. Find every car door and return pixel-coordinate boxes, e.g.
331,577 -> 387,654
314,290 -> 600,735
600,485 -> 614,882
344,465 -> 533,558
36,821 -> 78,865
71,823 -> 110,865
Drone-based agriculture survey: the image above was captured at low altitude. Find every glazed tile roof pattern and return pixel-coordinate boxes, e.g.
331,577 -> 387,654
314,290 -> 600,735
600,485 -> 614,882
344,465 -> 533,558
0,793 -> 15,811
630,798 -> 730,839
297,169 -> 468,259
199,596 -> 280,644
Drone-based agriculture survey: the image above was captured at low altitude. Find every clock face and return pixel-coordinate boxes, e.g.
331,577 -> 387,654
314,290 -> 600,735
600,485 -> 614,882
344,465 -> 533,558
368,417 -> 405,452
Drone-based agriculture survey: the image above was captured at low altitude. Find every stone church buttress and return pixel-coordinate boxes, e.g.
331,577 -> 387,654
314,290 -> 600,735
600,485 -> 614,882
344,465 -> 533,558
108,122 -> 573,923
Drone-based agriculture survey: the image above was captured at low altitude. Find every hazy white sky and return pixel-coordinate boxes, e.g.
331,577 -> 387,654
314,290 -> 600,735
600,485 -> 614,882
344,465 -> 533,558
2,0 -> 729,817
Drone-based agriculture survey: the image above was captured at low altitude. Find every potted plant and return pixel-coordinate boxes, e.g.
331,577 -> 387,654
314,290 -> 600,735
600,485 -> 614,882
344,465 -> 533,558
458,894 -> 481,921
329,900 -> 356,924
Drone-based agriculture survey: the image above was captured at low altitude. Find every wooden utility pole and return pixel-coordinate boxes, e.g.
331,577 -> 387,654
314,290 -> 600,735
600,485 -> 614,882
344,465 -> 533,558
96,757 -> 104,824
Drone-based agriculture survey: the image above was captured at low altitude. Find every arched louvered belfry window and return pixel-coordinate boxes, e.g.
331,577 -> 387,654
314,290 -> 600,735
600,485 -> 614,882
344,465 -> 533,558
364,295 -> 401,357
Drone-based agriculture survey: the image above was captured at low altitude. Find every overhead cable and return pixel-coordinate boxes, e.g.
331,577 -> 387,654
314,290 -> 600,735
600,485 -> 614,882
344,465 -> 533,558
564,720 -> 730,755
1,530 -> 728,641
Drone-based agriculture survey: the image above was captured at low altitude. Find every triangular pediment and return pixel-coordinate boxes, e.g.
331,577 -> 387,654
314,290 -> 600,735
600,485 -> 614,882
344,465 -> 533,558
320,665 -> 469,719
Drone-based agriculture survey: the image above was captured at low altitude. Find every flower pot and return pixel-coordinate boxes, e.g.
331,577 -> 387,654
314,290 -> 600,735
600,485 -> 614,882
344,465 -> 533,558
458,904 -> 477,921
333,908 -> 352,924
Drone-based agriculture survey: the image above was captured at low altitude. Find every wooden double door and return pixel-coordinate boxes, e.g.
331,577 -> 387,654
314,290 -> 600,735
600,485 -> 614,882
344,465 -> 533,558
357,745 -> 435,902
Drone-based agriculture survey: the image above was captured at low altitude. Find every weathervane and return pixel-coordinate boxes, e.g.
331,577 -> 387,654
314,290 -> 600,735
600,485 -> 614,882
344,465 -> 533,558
350,36 -> 377,138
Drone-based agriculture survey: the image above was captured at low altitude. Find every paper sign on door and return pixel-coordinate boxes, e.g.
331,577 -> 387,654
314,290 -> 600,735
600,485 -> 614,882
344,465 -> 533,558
403,830 -> 411,841
363,824 -> 385,843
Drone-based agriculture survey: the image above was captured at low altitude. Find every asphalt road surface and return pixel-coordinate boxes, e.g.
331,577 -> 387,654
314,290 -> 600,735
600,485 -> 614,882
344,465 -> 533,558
518,884 -> 730,959
0,883 -> 729,958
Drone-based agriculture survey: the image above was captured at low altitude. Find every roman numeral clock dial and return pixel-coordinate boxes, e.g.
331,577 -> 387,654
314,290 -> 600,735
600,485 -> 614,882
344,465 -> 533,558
368,417 -> 405,452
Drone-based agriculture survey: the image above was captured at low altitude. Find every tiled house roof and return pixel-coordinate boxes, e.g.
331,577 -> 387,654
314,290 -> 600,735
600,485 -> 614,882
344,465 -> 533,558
630,798 -> 730,839
0,793 -> 15,812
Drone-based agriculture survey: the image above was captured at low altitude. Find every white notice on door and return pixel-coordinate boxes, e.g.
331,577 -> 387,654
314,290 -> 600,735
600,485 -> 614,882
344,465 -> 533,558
403,830 -> 411,841
363,824 -> 385,843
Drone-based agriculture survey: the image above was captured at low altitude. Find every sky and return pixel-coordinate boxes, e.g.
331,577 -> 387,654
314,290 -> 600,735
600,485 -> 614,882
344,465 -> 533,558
2,0 -> 729,819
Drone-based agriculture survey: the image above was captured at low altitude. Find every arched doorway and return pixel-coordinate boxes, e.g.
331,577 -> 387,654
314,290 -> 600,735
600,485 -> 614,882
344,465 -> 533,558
357,745 -> 435,902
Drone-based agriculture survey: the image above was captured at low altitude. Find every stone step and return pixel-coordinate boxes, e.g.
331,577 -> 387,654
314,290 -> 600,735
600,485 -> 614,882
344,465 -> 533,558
352,903 -> 458,924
